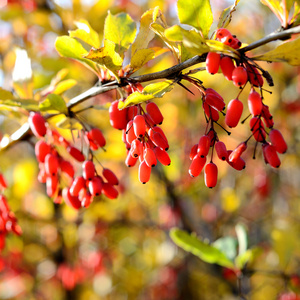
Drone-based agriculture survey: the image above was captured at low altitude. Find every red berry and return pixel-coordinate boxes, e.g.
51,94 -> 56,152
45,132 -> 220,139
189,154 -> 206,177
215,28 -> 231,40
133,115 -> 146,137
262,143 -> 281,168
189,144 -> 198,160
88,176 -> 103,196
70,176 -> 86,197
127,105 -> 138,120
81,192 -> 93,208
35,140 -> 51,163
261,105 -> 274,128
28,112 -> 47,137
203,102 -> 219,121
60,160 -> 75,179
125,150 -> 138,167
146,102 -> 164,125
250,117 -> 266,142
87,128 -> 106,148
144,148 -> 157,167
44,154 -> 59,176
102,168 -> 119,185
0,174 -> 8,190
67,146 -> 85,162
206,52 -> 221,74
247,65 -> 264,87
109,100 -> 128,130
225,98 -> 243,128
197,135 -> 210,157
126,120 -> 137,144
102,182 -> 118,199
204,162 -> 218,188
148,127 -> 169,151
46,175 -> 58,198
215,141 -> 228,161
229,142 -> 247,163
232,66 -> 248,87
220,56 -> 235,81
138,160 -> 151,184
205,88 -> 225,111
229,37 -> 242,49
62,188 -> 81,210
248,89 -> 263,116
153,147 -> 171,166
130,138 -> 143,158
82,160 -> 95,181
269,129 -> 287,154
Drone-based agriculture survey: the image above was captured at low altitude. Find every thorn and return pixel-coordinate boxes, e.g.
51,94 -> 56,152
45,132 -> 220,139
177,81 -> 195,95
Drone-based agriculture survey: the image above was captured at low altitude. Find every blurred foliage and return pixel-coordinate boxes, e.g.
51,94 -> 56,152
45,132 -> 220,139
0,0 -> 299,300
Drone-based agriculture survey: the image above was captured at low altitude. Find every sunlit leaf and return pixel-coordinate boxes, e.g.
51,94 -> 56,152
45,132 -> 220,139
118,80 -> 175,109
84,40 -> 123,78
52,79 -> 77,95
170,228 -> 235,269
217,0 -> 240,29
56,116 -> 83,130
129,49 -> 155,72
55,36 -> 99,74
131,8 -> 156,55
0,99 -> 39,111
69,19 -> 101,48
236,223 -> 248,256
206,40 -> 240,58
0,88 -> 14,100
104,12 -> 136,57
213,237 -> 237,261
235,247 -> 262,270
39,94 -> 67,114
252,36 -> 300,65
177,0 -> 213,38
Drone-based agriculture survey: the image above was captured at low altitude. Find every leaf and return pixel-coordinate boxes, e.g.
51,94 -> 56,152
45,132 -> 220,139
235,247 -> 262,270
69,19 -> 101,48
39,94 -> 67,114
52,79 -> 77,95
104,12 -> 136,57
0,99 -> 39,111
206,40 -> 240,59
0,88 -> 14,100
177,0 -> 213,38
84,40 -> 123,78
217,0 -> 241,29
165,25 -> 209,55
131,8 -> 156,55
56,116 -> 83,130
236,223 -> 248,256
118,80 -> 175,109
55,36 -> 99,74
150,23 -> 180,58
129,49 -> 156,72
213,237 -> 237,261
170,228 -> 235,269
252,36 -> 300,66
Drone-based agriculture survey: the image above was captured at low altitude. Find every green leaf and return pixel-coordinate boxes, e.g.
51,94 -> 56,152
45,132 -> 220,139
84,40 -> 123,78
0,88 -> 14,100
235,247 -> 262,270
213,237 -> 237,261
165,25 -> 209,56
236,223 -> 248,256
118,80 -> 175,109
170,228 -> 235,269
0,99 -> 39,111
131,8 -> 156,55
177,0 -> 213,38
55,36 -> 99,74
252,36 -> 300,66
217,0 -> 240,29
39,94 -> 67,114
69,19 -> 101,48
129,49 -> 155,72
104,12 -> 136,57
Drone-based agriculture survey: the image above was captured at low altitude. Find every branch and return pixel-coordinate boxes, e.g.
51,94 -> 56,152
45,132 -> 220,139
240,25 -> 300,53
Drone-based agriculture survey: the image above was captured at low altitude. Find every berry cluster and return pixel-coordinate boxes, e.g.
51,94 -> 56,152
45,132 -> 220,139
188,28 -> 287,188
0,174 -> 21,250
109,88 -> 171,184
29,111 -> 119,209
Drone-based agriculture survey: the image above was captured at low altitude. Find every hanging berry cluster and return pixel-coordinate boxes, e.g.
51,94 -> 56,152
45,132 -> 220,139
188,28 -> 287,188
29,111 -> 119,209
109,85 -> 171,184
0,174 -> 21,250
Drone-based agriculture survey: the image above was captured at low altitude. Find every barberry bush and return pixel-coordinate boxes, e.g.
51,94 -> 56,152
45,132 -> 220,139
0,0 -> 300,299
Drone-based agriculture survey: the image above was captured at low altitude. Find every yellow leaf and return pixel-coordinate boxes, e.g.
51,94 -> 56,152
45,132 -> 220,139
52,79 -> 77,95
252,36 -> 300,66
130,49 -> 155,72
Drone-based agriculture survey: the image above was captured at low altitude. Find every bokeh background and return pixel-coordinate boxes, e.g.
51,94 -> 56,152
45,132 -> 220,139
0,0 -> 300,299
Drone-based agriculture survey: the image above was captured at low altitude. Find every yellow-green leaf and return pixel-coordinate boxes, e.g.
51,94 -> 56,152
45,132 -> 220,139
131,9 -> 156,55
206,40 -> 240,59
104,12 -> 136,57
118,80 -> 174,109
56,116 -> 83,130
69,19 -> 101,48
52,79 -> 77,95
0,88 -> 14,100
170,228 -> 235,269
217,0 -> 240,29
55,36 -> 99,75
39,94 -> 67,114
235,247 -> 262,270
84,40 -> 123,78
252,36 -> 300,66
129,49 -> 155,72
0,99 -> 39,111
177,0 -> 213,38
